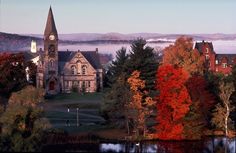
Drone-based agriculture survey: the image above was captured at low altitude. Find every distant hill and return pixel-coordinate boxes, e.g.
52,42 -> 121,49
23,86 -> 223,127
1,32 -> 236,52
0,32 -> 43,51
27,33 -> 236,41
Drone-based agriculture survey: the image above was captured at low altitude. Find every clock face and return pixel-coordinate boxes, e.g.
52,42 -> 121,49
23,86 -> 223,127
49,34 -> 55,40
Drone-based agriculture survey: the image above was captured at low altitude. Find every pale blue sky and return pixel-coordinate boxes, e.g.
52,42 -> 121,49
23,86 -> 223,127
0,0 -> 235,34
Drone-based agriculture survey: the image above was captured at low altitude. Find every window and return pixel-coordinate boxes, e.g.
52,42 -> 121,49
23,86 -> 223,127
222,63 -> 227,68
206,48 -> 209,53
73,81 -> 77,86
71,65 -> 77,75
216,68 -> 218,72
215,60 -> 218,65
50,60 -> 54,67
88,81 -> 91,87
205,55 -> 209,60
65,81 -> 69,88
82,65 -> 87,75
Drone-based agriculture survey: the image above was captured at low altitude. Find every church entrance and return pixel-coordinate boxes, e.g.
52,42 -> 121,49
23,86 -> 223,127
49,81 -> 55,90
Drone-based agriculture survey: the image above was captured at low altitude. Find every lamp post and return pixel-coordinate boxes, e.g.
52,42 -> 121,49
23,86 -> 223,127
77,107 -> 79,127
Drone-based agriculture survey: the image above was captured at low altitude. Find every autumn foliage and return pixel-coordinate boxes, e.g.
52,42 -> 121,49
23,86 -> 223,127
127,71 -> 155,137
156,64 -> 192,140
163,36 -> 204,75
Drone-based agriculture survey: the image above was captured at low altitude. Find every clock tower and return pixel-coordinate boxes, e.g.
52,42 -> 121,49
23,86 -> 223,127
43,6 -> 59,94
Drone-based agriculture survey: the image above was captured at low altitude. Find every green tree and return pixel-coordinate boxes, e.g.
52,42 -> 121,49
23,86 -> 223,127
101,73 -> 131,129
105,47 -> 128,87
127,38 -> 158,96
211,81 -> 235,136
0,86 -> 51,152
102,48 -> 130,129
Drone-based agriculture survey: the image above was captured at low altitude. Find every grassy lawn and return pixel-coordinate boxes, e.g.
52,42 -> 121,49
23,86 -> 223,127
43,92 -> 107,134
47,92 -> 103,103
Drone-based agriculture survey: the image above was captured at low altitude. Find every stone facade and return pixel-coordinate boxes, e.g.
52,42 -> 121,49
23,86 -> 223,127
36,7 -> 103,94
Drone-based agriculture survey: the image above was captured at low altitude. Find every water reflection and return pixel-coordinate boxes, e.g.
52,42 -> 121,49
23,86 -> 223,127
100,137 -> 236,153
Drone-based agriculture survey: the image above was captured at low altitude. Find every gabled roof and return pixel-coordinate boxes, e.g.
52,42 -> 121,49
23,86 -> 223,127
81,51 -> 102,69
195,41 -> 214,53
216,54 -> 236,65
44,7 -> 58,37
58,51 -> 102,74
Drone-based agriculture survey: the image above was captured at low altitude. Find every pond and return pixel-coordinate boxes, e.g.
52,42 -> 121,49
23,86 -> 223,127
42,137 -> 235,153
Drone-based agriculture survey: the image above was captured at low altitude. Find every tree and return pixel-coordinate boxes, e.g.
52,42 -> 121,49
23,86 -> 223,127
102,48 -> 130,129
163,36 -> 204,76
105,47 -> 128,88
156,64 -> 192,140
101,73 -> 131,129
25,61 -> 37,86
0,85 -> 51,152
0,52 -> 27,100
127,38 -> 159,96
127,71 -> 155,138
8,85 -> 45,107
211,81 -> 235,136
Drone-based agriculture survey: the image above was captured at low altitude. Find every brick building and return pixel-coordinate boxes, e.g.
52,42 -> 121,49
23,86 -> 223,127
195,40 -> 236,75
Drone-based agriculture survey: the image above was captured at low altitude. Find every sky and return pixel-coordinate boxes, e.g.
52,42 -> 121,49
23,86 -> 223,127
0,0 -> 235,34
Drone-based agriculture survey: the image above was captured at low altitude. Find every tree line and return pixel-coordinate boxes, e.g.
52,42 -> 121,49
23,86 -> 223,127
102,36 -> 236,140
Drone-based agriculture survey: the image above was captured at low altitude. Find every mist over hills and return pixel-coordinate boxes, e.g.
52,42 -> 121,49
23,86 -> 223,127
1,32 -> 236,52
27,32 -> 236,41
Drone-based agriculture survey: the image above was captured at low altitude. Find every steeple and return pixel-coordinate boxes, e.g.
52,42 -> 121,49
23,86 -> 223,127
44,6 -> 58,38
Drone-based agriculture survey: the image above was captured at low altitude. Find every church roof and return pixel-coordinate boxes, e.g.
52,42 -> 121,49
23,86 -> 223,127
58,51 -> 102,73
44,7 -> 58,37
195,41 -> 214,53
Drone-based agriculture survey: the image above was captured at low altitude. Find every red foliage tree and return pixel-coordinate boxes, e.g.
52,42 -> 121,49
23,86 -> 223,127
186,75 -> 215,123
156,64 -> 192,140
0,52 -> 27,99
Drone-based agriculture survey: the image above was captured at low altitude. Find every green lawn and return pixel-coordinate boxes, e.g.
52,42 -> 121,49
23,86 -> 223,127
47,92 -> 103,102
42,92 -> 106,134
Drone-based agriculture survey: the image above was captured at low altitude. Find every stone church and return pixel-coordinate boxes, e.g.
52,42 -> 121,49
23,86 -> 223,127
36,7 -> 103,94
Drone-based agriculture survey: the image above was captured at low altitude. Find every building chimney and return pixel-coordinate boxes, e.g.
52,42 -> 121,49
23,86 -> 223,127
67,49 -> 69,52
95,48 -> 98,53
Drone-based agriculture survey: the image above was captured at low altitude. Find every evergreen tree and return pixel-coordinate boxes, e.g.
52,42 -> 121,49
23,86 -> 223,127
101,48 -> 130,128
127,38 -> 158,96
105,47 -> 129,88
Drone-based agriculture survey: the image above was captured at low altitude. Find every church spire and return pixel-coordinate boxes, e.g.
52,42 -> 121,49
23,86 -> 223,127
44,6 -> 58,37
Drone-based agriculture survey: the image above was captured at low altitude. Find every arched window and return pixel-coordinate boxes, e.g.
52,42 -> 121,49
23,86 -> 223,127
77,60 -> 81,74
82,65 -> 87,75
71,65 -> 77,75
50,60 -> 54,67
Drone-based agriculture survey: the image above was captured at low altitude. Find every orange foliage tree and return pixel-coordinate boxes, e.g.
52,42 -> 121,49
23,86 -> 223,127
163,36 -> 204,76
127,70 -> 155,138
156,64 -> 192,140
